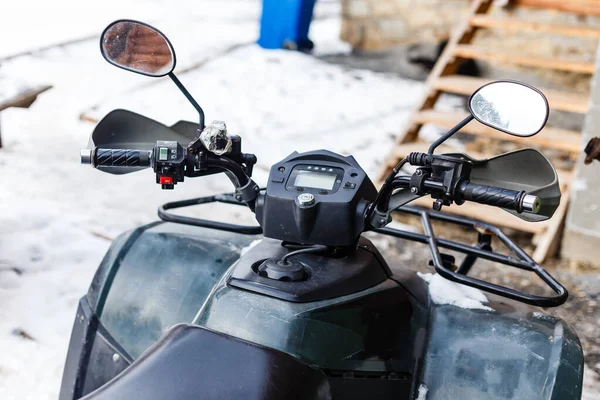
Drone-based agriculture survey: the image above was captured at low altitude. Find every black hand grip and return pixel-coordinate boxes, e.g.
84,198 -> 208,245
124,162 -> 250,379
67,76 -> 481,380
460,182 -> 524,211
95,148 -> 151,168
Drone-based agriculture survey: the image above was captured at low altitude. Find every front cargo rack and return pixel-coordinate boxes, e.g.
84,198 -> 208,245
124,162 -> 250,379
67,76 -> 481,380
159,194 -> 567,307
374,206 -> 567,308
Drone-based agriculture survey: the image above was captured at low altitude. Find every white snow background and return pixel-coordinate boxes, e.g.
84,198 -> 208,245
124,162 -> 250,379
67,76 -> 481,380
0,1 -> 423,398
0,0 -> 598,399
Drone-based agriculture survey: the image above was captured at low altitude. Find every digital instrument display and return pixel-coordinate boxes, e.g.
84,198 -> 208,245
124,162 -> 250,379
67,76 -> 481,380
159,147 -> 169,161
294,170 -> 336,190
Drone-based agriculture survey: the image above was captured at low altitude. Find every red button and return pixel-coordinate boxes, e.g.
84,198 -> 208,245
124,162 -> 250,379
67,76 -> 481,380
159,176 -> 173,185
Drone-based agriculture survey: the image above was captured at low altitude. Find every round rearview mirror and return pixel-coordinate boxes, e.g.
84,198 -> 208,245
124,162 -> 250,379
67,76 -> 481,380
468,81 -> 549,137
100,20 -> 176,77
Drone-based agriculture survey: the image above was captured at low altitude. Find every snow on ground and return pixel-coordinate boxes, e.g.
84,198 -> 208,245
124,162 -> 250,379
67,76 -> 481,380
0,0 -> 262,59
0,1 -> 423,398
3,1 -> 598,399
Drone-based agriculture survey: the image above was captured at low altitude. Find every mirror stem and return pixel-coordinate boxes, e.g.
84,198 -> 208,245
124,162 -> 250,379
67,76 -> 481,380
428,114 -> 474,154
169,72 -> 206,129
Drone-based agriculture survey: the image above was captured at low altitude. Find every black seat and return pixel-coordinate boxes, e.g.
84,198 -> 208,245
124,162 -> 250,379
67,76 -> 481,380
82,324 -> 331,400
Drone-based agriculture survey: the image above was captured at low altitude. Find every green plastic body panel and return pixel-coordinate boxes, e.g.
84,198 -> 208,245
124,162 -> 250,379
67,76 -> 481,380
87,221 -> 583,399
419,304 -> 583,399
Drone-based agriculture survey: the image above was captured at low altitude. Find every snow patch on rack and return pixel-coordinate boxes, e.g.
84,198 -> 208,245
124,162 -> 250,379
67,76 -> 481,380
532,311 -> 558,322
417,272 -> 493,311
416,384 -> 429,400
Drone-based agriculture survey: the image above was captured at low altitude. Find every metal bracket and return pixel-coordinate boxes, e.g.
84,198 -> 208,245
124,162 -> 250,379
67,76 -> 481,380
409,168 -> 429,195
369,208 -> 393,229
234,179 -> 260,203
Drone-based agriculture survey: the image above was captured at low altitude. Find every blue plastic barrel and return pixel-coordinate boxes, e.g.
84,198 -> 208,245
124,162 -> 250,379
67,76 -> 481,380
258,0 -> 317,50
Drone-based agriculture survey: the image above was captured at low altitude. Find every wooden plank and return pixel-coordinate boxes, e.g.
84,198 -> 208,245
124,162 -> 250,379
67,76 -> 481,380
531,184 -> 571,262
469,15 -> 600,38
79,113 -> 98,124
414,110 -> 582,153
0,84 -> 51,149
513,0 -> 600,17
0,85 -> 52,112
433,75 -> 590,114
453,45 -> 596,74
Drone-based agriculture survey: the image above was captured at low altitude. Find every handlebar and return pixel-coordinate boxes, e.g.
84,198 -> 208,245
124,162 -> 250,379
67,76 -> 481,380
391,176 -> 540,214
81,148 -> 152,168
81,146 -> 258,208
458,182 -> 540,214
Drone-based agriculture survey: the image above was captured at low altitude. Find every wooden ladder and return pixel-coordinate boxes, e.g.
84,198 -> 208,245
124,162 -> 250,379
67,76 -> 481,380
379,0 -> 600,262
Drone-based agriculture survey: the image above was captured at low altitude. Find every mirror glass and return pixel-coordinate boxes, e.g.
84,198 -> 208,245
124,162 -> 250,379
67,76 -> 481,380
101,21 -> 175,77
469,82 -> 549,137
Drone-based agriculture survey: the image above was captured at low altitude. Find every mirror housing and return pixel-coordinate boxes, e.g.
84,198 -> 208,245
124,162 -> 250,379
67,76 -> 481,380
468,81 -> 549,137
99,20 -> 206,128
100,20 -> 176,77
467,149 -> 561,221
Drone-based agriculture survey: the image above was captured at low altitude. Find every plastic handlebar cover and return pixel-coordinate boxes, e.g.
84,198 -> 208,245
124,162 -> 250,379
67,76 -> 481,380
95,149 -> 151,168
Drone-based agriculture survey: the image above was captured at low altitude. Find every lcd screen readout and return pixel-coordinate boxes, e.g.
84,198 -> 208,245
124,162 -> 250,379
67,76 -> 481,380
294,170 -> 337,190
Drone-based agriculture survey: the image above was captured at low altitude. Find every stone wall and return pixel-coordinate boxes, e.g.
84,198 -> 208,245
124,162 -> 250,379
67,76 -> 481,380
340,1 -> 600,110
562,42 -> 600,266
340,0 -> 600,68
341,0 -> 470,50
